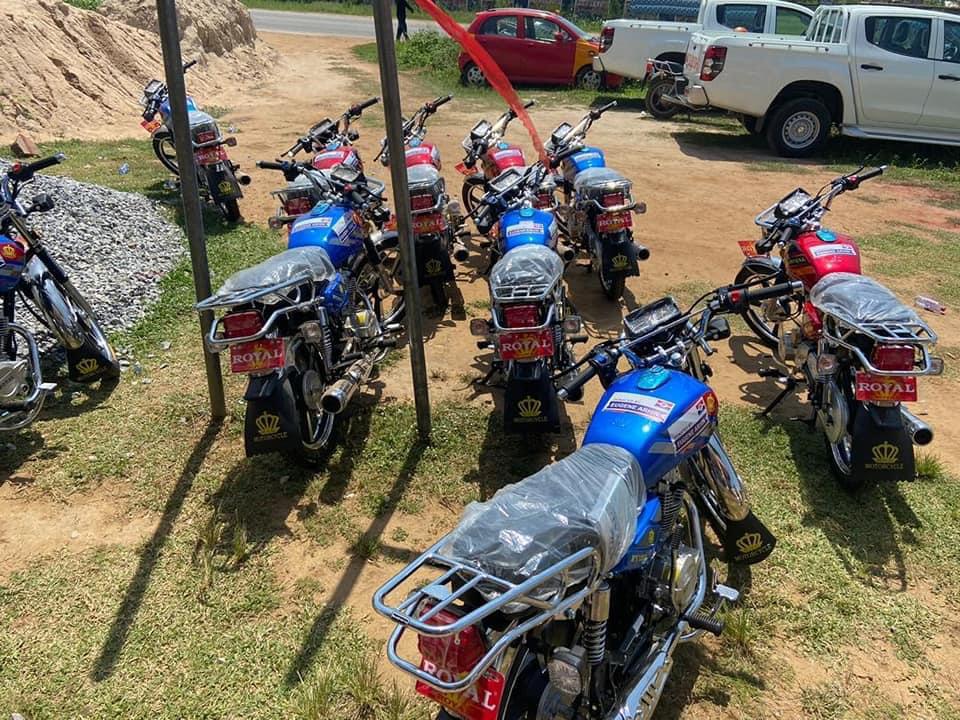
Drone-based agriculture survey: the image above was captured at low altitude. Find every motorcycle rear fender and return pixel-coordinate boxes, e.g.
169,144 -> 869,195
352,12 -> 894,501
597,230 -> 639,277
243,372 -> 303,457
205,165 -> 243,201
20,257 -> 85,350
503,359 -> 560,434
415,235 -> 454,286
850,402 -> 915,482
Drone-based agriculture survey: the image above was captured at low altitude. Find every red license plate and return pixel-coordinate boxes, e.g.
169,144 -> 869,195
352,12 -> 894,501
455,161 -> 472,176
596,211 -> 632,233
413,213 -> 445,235
498,329 -> 554,361
738,240 -> 759,257
416,667 -> 505,720
195,146 -> 226,166
230,338 -> 285,374
855,372 -> 918,402
141,118 -> 162,134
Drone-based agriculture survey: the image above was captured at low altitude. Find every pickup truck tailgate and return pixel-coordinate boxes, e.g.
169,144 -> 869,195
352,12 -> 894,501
684,36 -> 709,79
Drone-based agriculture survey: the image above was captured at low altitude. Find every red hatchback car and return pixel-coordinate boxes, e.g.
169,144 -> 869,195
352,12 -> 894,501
459,9 -> 623,90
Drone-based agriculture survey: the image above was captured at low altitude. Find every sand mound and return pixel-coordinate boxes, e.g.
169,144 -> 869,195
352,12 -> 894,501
0,0 -> 274,141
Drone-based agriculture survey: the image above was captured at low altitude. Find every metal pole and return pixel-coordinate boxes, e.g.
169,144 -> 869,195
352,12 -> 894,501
155,0 -> 226,420
372,0 -> 432,441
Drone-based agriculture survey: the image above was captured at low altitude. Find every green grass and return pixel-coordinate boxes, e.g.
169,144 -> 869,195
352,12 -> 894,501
65,0 -> 102,9
858,228 -> 960,305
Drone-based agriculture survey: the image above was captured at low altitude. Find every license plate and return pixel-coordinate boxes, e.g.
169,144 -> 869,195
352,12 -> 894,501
498,329 -> 555,361
855,372 -> 918,402
413,213 -> 445,235
230,338 -> 285,374
455,161 -> 472,176
596,211 -> 632,233
738,240 -> 759,257
141,118 -> 162,134
195,146 -> 226,166
416,667 -> 505,720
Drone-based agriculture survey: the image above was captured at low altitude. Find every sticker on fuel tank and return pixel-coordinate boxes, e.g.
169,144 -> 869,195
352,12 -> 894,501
295,216 -> 333,231
809,244 -> 856,258
602,392 -> 674,423
506,221 -> 544,238
665,397 -> 709,453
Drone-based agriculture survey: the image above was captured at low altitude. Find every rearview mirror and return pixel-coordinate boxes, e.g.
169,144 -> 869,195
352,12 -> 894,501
705,317 -> 731,341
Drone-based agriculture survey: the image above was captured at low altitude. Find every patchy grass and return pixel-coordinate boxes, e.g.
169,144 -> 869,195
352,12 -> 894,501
64,0 -> 102,8
858,228 -> 960,305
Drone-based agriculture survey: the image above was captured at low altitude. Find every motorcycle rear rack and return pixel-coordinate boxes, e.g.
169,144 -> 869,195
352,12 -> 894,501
373,537 -> 600,693
196,272 -> 317,312
491,277 -> 561,303
821,313 -> 939,377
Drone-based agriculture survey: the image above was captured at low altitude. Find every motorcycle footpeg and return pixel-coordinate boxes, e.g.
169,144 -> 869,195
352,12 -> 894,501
757,368 -> 785,379
476,340 -> 492,350
683,611 -> 724,637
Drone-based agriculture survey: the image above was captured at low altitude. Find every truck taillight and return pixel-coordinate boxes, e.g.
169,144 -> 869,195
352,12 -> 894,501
600,26 -> 614,53
222,311 -> 262,339
503,304 -> 540,328
871,345 -> 915,372
700,46 -> 727,81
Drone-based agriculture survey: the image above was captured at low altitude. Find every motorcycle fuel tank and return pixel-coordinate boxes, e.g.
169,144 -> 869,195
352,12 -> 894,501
583,366 -> 717,490
484,143 -> 526,176
499,207 -> 557,254
313,146 -> 363,172
287,203 -> 364,267
562,146 -> 606,184
0,235 -> 26,293
786,229 -> 862,289
404,142 -> 441,170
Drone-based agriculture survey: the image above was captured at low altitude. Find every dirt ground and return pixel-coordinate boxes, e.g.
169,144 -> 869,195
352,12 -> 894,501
2,30 -> 959,718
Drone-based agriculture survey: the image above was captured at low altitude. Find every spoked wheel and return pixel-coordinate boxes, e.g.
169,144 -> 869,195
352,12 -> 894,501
291,343 -> 336,465
825,371 -> 865,492
554,203 -> 571,240
644,76 -> 682,120
734,266 -> 782,348
461,175 -> 486,217
152,131 -> 179,175
356,252 -> 405,327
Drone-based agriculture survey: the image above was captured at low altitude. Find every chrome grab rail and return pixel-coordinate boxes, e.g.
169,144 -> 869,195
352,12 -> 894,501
820,312 -> 939,377
489,302 -> 557,333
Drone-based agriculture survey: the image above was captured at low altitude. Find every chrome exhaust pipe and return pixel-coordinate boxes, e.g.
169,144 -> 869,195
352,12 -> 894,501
236,172 -> 252,186
452,241 -> 469,262
901,407 -> 933,446
556,242 -> 576,262
633,243 -> 650,261
321,355 -> 375,414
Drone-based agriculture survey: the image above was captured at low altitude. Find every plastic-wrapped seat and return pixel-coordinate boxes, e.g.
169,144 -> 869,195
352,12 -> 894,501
809,272 -> 921,326
573,166 -> 631,196
489,244 -> 564,302
207,246 -> 336,306
443,443 -> 642,592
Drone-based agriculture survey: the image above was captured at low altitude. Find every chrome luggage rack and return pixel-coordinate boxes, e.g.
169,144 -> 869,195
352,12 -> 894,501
491,278 -> 559,303
821,311 -> 939,377
372,536 -> 600,693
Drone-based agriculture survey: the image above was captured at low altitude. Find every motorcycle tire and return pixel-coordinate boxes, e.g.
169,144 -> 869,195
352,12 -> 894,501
644,77 -> 683,120
825,432 -> 866,492
734,265 -> 780,349
152,131 -> 179,176
461,175 -> 486,217
599,263 -> 626,301
218,198 -> 242,223
354,253 -> 405,327
428,279 -> 446,308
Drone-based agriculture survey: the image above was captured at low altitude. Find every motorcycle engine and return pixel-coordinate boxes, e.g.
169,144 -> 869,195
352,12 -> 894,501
0,360 -> 30,403
671,544 -> 702,614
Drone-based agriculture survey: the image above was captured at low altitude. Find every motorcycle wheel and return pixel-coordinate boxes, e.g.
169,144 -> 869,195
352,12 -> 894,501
599,263 -> 626,301
734,266 -> 780,348
644,77 -> 682,120
290,342 -> 336,465
218,198 -> 241,223
825,372 -> 865,491
429,279 -> 447,308
355,252 -> 405,327
461,175 -> 486,217
152,131 -> 179,175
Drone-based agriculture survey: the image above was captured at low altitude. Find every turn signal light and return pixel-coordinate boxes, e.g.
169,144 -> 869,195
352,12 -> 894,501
871,344 -> 915,372
469,318 -> 489,337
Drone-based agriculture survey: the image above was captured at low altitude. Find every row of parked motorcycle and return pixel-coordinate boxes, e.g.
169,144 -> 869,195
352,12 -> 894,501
0,66 -> 946,720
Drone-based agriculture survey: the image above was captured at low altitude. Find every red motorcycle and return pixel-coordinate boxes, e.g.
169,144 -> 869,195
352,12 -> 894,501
733,166 -> 943,489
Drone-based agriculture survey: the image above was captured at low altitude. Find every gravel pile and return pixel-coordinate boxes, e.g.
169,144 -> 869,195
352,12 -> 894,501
2,163 -> 184,345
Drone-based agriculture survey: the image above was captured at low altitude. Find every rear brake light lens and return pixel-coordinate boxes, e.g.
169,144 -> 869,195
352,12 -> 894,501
871,344 -> 915,372
700,46 -> 727,81
602,192 -> 624,207
284,197 -> 314,216
195,130 -> 218,143
503,304 -> 540,328
411,194 -> 434,211
600,26 -> 614,53
416,605 -> 487,678
222,311 -> 263,339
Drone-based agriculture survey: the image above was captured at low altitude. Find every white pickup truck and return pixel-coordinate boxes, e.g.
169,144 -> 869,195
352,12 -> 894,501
592,0 -> 814,81
681,5 -> 960,156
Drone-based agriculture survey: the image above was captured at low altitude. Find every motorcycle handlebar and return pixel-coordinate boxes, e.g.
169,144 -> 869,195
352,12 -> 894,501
8,153 -> 65,182
855,165 -> 885,183
744,280 -> 802,303
523,99 -> 536,109
350,97 -> 380,116
590,100 -> 617,119
429,94 -> 453,111
183,59 -> 198,73
256,160 -> 290,171
557,362 -> 599,400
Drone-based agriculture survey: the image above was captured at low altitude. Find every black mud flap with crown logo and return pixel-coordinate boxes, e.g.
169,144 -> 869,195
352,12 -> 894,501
597,232 -> 639,279
850,403 -> 915,482
503,362 -> 559,434
66,344 -> 116,384
415,236 -> 454,287
721,511 -> 777,565
243,373 -> 303,457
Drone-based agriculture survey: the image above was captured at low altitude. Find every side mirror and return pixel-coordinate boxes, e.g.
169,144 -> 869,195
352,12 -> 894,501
554,31 -> 566,42
347,129 -> 360,142
705,317 -> 731,341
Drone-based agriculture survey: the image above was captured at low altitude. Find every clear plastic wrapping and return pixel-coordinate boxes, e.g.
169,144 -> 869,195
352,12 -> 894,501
489,244 -> 564,300
810,272 -> 920,325
573,167 -> 631,196
217,246 -> 336,296
444,443 -> 642,591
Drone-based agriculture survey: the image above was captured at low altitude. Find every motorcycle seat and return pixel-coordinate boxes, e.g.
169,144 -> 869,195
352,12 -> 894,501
444,443 -> 642,593
489,244 -> 564,302
209,246 -> 337,305
573,167 -> 630,195
809,272 -> 922,327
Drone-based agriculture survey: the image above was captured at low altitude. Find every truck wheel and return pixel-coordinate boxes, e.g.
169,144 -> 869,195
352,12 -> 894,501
645,77 -> 682,120
766,98 -> 830,158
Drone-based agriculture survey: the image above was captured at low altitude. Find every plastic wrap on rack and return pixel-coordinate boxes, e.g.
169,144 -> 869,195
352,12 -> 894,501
215,246 -> 336,298
489,244 -> 563,301
810,272 -> 921,326
443,443 -> 642,599
573,167 -> 632,197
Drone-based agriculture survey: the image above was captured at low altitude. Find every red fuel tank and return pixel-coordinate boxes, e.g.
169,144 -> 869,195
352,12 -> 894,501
482,144 -> 526,179
312,146 -> 363,172
786,229 -> 862,289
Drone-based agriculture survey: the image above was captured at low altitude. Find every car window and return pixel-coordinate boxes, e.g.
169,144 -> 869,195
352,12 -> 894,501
716,4 -> 767,33
864,16 -> 932,59
478,15 -> 519,37
525,17 -> 564,42
944,20 -> 960,63
775,8 -> 811,36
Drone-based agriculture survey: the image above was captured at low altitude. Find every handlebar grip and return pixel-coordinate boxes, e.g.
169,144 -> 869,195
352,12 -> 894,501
256,160 -> 287,171
351,97 -> 380,115
349,190 -> 366,208
432,95 -> 453,108
591,100 -> 617,118
558,363 -> 598,400
744,281 -> 802,303
183,59 -> 198,72
9,153 -> 65,181
523,99 -> 536,109
855,166 -> 885,183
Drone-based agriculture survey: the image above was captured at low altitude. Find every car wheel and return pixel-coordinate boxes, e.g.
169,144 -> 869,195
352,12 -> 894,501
461,62 -> 487,87
575,66 -> 603,91
766,98 -> 831,158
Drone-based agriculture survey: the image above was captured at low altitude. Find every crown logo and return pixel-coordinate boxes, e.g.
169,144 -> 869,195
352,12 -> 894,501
425,258 -> 443,276
256,412 -> 281,436
872,441 -> 899,465
76,358 -> 100,375
517,396 -> 542,418
1,245 -> 17,259
611,253 -> 629,270
736,532 -> 763,555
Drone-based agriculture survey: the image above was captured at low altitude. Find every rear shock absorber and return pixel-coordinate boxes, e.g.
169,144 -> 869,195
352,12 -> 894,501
584,582 -> 610,666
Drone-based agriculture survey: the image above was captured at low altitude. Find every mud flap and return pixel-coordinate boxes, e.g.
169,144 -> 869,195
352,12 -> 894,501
65,344 -> 116,383
598,232 -> 639,278
503,361 -> 559,434
415,236 -> 454,287
243,372 -> 303,457
722,511 -> 777,565
205,165 -> 242,202
850,403 -> 915,482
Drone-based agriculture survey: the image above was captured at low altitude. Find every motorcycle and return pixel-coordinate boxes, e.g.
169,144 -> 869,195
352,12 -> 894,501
469,164 -> 583,434
548,102 -> 650,301
375,95 -> 468,313
374,280 -> 794,720
0,154 -> 120,430
642,59 -> 693,121
139,60 -> 250,222
732,166 -> 944,489
197,163 -> 401,463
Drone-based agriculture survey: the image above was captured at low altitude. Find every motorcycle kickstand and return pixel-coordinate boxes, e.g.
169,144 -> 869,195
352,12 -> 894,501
757,370 -> 797,417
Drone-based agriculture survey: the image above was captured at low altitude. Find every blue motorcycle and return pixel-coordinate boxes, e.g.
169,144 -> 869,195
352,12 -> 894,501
374,279 -> 797,720
469,164 -> 583,433
196,163 -> 399,463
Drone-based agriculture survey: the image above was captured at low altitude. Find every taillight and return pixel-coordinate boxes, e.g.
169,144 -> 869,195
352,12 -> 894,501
503,304 -> 539,328
600,26 -> 614,53
195,130 -> 217,143
535,192 -> 553,209
417,605 -> 486,679
602,192 -> 624,207
645,60 -> 654,76
700,46 -> 727,81
871,345 -> 915,372
284,197 -> 313,216
411,194 -> 434,211
222,311 -> 263,339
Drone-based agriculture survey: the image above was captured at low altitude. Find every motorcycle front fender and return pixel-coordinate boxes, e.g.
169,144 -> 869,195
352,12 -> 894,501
741,253 -> 783,279
20,257 -> 85,350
